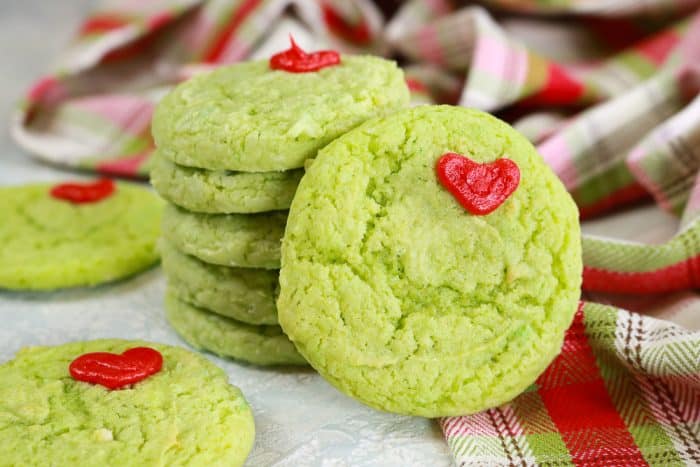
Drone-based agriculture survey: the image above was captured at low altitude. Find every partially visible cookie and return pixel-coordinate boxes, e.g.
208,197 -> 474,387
0,181 -> 163,290
165,292 -> 306,366
152,56 -> 409,172
0,339 -> 255,466
160,239 -> 278,325
150,155 -> 303,214
162,204 -> 285,269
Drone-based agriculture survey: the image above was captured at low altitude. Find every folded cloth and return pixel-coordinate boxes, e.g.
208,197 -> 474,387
10,1 -> 700,464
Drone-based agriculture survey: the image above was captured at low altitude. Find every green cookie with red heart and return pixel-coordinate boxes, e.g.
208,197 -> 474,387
0,339 -> 254,466
152,55 -> 409,172
0,180 -> 163,290
278,105 -> 582,417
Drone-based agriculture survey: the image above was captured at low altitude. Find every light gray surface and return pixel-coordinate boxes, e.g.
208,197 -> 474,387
0,3 -> 452,466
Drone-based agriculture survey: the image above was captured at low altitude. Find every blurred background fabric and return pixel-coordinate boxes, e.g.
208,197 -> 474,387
7,1 -> 700,465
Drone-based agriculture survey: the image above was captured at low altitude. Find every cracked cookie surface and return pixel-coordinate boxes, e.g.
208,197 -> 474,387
278,106 -> 582,417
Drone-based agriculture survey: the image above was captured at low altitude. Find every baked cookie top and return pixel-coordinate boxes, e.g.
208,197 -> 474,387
0,181 -> 162,290
152,56 -> 409,172
278,105 -> 582,417
0,339 -> 255,466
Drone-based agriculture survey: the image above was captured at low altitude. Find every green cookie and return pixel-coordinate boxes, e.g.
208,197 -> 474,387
0,339 -> 254,466
165,292 -> 306,366
150,155 -> 303,214
278,105 -> 582,417
160,239 -> 279,325
152,56 -> 409,171
162,203 -> 285,269
0,182 -> 162,290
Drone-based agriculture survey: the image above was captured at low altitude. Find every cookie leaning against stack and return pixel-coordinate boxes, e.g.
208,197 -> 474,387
151,43 -> 410,366
278,105 -> 582,417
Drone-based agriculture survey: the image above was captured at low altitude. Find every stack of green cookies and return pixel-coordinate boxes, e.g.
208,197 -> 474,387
150,56 -> 410,366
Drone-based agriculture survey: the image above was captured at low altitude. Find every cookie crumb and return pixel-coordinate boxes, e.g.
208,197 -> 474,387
93,428 -> 113,442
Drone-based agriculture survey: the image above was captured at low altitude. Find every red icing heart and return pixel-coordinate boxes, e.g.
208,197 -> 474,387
269,36 -> 340,73
50,178 -> 115,204
69,347 -> 163,390
436,153 -> 520,215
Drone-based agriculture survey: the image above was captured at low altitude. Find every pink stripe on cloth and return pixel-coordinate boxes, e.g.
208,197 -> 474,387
147,11 -> 175,30
417,25 -> 445,65
441,409 -> 502,437
473,34 -> 527,83
183,11 -> 217,53
636,29 -> 681,65
72,96 -> 155,136
679,10 -> 700,66
626,143 -> 675,213
215,37 -> 251,64
426,0 -> 454,15
26,76 -> 68,106
538,135 -> 578,190
684,173 -> 700,217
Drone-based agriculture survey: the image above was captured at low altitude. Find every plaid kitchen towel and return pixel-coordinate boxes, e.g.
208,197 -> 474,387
9,1 -> 700,465
442,301 -> 700,466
